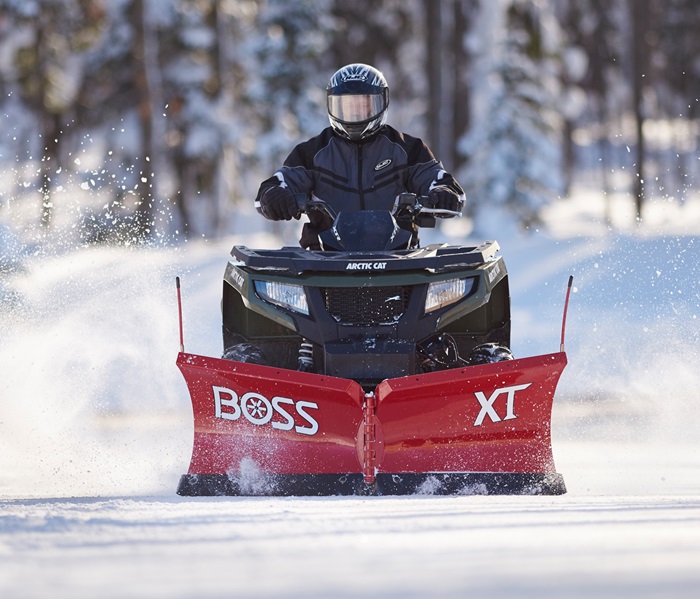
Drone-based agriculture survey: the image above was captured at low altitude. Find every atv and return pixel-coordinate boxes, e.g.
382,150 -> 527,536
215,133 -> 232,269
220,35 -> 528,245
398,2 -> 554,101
175,194 -> 571,496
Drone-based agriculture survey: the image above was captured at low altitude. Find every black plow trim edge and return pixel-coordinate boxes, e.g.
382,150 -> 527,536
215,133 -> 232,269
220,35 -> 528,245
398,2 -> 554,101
177,472 -> 566,497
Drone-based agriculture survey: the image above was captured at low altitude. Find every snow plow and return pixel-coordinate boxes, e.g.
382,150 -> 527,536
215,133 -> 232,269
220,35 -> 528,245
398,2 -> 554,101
176,194 -> 571,496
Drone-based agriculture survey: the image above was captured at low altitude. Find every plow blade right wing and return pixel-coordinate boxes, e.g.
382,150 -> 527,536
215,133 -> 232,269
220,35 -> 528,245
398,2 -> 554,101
372,353 -> 568,494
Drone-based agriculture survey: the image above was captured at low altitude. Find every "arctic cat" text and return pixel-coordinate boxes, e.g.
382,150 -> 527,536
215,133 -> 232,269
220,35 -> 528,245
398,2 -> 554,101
346,262 -> 387,270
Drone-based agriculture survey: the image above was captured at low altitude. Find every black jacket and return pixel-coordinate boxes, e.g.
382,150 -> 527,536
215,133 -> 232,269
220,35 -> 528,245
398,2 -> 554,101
255,125 -> 464,247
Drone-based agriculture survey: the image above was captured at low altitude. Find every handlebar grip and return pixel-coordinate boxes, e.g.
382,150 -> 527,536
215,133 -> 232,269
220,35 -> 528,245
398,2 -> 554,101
294,193 -> 309,214
419,194 -> 437,209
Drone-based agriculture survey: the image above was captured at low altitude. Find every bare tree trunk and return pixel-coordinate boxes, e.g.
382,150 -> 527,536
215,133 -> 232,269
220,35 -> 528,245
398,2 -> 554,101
214,0 -> 236,235
451,0 -> 471,171
35,20 -> 60,229
600,104 -> 613,224
561,119 -> 574,198
425,0 -> 442,154
39,115 -> 61,228
132,0 -> 164,239
630,0 -> 651,223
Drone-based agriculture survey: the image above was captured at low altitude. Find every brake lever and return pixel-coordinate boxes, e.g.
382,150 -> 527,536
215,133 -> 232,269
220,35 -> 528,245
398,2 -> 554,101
295,194 -> 337,221
417,207 -> 462,218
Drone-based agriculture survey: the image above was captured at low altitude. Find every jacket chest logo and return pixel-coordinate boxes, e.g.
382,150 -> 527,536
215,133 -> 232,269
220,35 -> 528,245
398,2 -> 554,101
374,159 -> 392,171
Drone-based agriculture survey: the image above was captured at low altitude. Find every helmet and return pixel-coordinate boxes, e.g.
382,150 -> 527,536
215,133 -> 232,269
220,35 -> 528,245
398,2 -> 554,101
326,63 -> 389,141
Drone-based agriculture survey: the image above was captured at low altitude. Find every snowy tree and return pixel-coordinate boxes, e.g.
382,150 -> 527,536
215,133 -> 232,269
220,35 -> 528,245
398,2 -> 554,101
2,0 -> 699,244
245,0 -> 331,164
156,0 -> 227,236
460,0 -> 564,230
327,0 -> 425,136
555,0 -> 623,219
0,0 -> 106,228
423,0 -> 479,170
656,0 -> 700,202
65,0 -> 170,242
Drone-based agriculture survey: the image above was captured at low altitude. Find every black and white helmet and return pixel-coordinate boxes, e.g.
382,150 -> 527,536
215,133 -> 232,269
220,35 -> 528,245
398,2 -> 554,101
326,63 -> 389,141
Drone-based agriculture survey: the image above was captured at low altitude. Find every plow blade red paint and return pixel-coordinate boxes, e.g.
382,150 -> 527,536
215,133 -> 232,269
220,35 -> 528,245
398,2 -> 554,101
176,352 -> 567,496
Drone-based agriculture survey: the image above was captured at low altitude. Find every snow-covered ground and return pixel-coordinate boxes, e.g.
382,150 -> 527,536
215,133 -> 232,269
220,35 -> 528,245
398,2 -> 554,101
1,189 -> 699,598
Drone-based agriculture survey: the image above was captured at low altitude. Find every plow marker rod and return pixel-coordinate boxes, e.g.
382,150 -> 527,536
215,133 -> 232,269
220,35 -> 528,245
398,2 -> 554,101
560,275 -> 573,352
176,276 -> 185,352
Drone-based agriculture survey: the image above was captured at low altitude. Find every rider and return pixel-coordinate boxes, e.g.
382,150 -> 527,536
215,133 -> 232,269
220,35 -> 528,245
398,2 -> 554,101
255,63 -> 465,249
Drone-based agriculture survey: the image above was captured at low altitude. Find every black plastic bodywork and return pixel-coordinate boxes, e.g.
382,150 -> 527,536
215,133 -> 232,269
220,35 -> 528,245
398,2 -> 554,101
222,234 -> 511,390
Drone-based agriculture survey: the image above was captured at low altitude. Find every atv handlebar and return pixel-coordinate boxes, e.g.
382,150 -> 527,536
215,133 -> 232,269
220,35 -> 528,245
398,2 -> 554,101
294,192 -> 460,223
294,195 -> 337,221
395,192 -> 462,219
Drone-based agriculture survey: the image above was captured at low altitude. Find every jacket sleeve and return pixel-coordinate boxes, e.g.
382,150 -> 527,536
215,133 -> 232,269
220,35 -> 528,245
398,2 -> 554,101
405,138 -> 466,211
254,142 -> 317,216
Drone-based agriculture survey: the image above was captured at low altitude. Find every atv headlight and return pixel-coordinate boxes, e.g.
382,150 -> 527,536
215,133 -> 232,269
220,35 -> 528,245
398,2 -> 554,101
254,281 -> 309,315
425,277 -> 475,313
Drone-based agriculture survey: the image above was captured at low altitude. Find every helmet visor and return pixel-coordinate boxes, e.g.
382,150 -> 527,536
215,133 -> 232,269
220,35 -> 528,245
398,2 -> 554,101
328,94 -> 385,124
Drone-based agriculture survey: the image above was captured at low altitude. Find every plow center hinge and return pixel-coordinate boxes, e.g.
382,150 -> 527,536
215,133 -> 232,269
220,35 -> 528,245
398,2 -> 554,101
363,392 -> 378,484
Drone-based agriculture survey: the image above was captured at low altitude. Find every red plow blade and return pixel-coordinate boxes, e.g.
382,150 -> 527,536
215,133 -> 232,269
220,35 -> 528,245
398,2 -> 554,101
176,352 -> 567,496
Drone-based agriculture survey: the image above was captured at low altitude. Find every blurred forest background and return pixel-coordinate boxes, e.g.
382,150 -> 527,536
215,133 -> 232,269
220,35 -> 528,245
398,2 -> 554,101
0,0 -> 698,244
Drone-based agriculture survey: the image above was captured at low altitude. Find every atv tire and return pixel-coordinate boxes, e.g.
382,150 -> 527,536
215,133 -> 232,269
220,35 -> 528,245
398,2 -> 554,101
222,335 -> 268,365
466,343 -> 514,365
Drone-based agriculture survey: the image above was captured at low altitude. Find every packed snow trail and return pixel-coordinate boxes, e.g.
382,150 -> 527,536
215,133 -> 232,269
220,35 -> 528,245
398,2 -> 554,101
1,495 -> 700,599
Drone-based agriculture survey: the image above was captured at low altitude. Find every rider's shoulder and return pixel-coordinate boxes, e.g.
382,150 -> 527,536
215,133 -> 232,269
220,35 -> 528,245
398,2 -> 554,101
375,125 -> 425,149
299,127 -> 336,149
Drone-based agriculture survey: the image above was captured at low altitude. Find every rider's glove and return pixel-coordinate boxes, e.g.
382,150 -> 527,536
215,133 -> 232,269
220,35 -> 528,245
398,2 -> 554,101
260,186 -> 299,221
428,187 -> 462,213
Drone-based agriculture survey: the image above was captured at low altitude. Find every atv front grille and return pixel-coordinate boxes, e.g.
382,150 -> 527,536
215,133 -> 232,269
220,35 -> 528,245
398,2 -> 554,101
323,286 -> 412,325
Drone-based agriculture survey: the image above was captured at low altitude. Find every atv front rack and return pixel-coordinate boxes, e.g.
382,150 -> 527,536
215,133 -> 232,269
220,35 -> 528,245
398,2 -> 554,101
230,241 -> 500,274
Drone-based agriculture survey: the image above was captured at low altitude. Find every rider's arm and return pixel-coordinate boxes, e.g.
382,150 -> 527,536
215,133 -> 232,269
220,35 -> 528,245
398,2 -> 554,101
408,138 -> 465,203
254,132 -> 329,216
404,137 -> 465,213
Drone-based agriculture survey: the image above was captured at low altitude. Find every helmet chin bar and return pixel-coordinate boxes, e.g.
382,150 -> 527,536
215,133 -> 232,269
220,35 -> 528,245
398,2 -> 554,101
346,124 -> 371,141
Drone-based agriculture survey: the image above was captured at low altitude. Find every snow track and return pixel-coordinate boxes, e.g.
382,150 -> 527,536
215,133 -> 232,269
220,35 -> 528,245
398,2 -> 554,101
2,494 -> 699,598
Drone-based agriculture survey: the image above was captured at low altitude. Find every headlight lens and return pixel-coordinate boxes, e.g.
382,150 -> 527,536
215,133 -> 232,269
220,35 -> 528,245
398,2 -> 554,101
425,277 -> 475,313
254,281 -> 309,315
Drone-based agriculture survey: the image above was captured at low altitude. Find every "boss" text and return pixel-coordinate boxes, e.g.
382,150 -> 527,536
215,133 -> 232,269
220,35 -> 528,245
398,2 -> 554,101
213,386 -> 319,436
